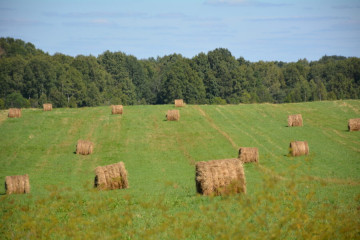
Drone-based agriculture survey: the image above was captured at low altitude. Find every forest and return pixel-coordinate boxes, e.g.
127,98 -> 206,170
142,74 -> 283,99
0,37 -> 359,108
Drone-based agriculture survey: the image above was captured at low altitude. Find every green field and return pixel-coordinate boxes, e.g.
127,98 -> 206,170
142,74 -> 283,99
0,101 -> 359,239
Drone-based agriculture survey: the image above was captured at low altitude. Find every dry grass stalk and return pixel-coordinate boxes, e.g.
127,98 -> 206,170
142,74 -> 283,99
167,110 -> 180,121
95,162 -> 128,190
289,141 -> 309,157
76,140 -> 94,155
111,105 -> 123,115
43,103 -> 53,111
288,114 -> 303,127
238,147 -> 259,163
175,99 -> 185,107
348,118 -> 360,131
195,158 -> 246,196
8,108 -> 21,118
5,174 -> 30,194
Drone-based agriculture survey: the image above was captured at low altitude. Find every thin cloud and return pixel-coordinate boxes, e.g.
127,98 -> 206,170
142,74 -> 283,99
246,16 -> 350,22
0,18 -> 52,26
0,7 -> 15,11
43,11 -> 148,19
332,5 -> 360,9
204,0 -> 291,7
61,20 -> 118,28
152,12 -> 220,23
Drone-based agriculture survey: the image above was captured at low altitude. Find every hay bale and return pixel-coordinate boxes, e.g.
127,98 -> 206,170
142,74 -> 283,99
76,140 -> 94,155
289,141 -> 309,157
175,99 -> 184,107
43,103 -> 52,111
195,158 -> 246,196
5,174 -> 30,194
8,108 -> 22,118
111,105 -> 123,115
238,147 -> 259,163
348,118 -> 360,131
288,114 -> 303,127
94,162 -> 128,190
167,110 -> 180,121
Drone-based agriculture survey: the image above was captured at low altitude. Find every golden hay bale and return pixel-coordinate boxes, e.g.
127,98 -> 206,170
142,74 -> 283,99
195,158 -> 246,196
175,99 -> 185,107
43,103 -> 53,111
289,141 -> 309,157
111,105 -> 123,115
238,147 -> 259,163
95,162 -> 128,190
167,110 -> 180,121
76,140 -> 94,155
288,114 -> 303,127
5,174 -> 30,194
8,108 -> 22,118
348,118 -> 360,131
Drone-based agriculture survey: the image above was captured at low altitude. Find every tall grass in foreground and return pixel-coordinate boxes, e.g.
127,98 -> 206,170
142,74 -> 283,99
0,100 -> 359,239
1,171 -> 358,239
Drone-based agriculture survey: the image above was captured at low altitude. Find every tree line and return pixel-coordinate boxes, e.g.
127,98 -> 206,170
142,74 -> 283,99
0,37 -> 359,109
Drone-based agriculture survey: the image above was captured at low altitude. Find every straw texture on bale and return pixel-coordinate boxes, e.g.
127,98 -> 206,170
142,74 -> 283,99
95,162 -> 128,190
167,110 -> 180,121
8,108 -> 22,118
111,105 -> 123,114
43,103 -> 53,111
76,140 -> 94,155
238,147 -> 259,163
348,118 -> 360,131
195,158 -> 246,196
288,114 -> 303,127
175,99 -> 184,107
5,174 -> 30,194
289,141 -> 309,157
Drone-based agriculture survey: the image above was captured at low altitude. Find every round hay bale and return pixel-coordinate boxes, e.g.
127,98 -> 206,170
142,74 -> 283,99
94,162 -> 128,190
76,140 -> 94,155
111,105 -> 123,115
288,114 -> 303,127
5,174 -> 30,194
43,103 -> 53,111
348,118 -> 360,131
166,110 -> 180,121
175,99 -> 185,107
289,141 -> 309,157
8,108 -> 22,118
195,158 -> 246,196
238,147 -> 259,163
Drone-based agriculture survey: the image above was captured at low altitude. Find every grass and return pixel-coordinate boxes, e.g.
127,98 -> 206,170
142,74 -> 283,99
0,100 -> 359,239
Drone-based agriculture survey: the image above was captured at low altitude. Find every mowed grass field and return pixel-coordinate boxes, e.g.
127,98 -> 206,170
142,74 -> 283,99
0,100 -> 359,239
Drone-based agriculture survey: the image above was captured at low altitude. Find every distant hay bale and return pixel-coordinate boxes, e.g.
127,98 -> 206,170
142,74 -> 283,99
167,110 -> 180,121
175,99 -> 184,107
8,108 -> 21,118
111,105 -> 123,115
95,162 -> 128,190
5,174 -> 30,194
76,140 -> 94,155
348,118 -> 360,131
288,114 -> 303,127
195,158 -> 246,196
289,141 -> 309,157
43,103 -> 52,111
238,147 -> 259,163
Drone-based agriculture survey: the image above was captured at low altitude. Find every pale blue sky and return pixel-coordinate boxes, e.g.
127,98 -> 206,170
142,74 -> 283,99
1,0 -> 359,61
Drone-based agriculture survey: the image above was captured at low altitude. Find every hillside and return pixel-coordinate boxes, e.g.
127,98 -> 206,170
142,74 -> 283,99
0,101 -> 359,239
